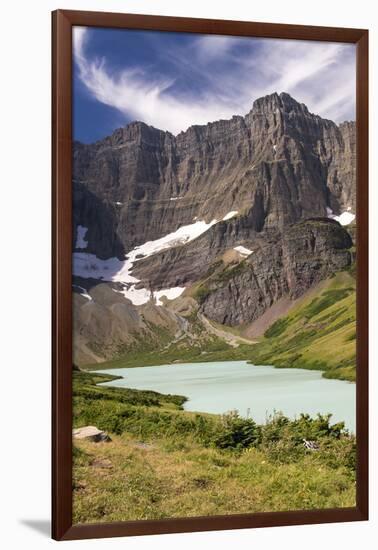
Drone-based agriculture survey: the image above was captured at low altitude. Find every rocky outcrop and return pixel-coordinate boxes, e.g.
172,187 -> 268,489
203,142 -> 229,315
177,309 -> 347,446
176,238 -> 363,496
73,426 -> 111,442
73,92 -> 356,258
199,219 -> 352,326
132,212 -> 262,290
282,218 -> 353,298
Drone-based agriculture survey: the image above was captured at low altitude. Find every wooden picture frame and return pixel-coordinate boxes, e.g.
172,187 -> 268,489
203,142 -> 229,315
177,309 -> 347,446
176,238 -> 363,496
52,9 -> 368,541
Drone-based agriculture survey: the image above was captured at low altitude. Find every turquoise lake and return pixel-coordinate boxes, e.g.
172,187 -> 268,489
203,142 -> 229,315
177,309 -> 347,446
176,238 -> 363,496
95,361 -> 356,432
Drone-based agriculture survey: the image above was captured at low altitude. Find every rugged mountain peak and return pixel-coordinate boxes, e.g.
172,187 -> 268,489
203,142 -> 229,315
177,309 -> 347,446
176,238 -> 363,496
250,91 -> 281,113
247,92 -> 311,118
108,120 -> 171,147
244,92 -> 320,152
279,91 -> 311,114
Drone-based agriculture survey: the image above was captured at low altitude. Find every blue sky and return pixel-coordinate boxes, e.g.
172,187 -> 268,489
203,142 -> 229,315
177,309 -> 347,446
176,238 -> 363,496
73,27 -> 356,144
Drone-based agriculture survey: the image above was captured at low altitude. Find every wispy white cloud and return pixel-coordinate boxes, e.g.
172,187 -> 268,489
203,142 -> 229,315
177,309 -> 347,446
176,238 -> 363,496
73,27 -> 355,135
194,35 -> 239,62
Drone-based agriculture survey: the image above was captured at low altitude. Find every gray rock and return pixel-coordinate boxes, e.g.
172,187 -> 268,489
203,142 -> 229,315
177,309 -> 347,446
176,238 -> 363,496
73,426 -> 111,442
200,219 -> 352,326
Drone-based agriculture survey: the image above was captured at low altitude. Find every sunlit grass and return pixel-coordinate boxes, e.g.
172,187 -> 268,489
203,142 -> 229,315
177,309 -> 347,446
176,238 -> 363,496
72,370 -> 356,524
247,272 -> 356,381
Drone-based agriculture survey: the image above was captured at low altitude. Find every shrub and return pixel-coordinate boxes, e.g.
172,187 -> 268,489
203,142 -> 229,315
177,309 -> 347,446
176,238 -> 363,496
211,410 -> 260,449
261,412 -> 347,445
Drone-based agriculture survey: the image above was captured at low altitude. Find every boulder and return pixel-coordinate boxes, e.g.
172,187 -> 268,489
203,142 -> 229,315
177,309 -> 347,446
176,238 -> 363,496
73,426 -> 111,442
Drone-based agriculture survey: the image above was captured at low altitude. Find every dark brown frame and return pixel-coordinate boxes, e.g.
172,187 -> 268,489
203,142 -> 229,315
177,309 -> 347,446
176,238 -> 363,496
52,9 -> 369,541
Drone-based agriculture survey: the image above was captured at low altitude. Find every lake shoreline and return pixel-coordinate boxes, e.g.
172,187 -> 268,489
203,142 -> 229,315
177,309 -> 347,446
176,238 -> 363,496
84,352 -> 354,381
93,360 -> 356,432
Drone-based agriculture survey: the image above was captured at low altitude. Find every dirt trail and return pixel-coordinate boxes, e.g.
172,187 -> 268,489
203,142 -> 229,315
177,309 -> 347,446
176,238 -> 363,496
198,313 -> 257,348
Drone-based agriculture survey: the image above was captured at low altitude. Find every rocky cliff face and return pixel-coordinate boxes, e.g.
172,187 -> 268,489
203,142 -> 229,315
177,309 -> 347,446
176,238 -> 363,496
199,219 -> 353,326
73,92 -> 355,257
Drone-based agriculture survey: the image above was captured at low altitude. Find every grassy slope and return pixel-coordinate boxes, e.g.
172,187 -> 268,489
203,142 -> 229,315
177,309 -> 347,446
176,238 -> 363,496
247,272 -> 356,381
73,370 -> 355,523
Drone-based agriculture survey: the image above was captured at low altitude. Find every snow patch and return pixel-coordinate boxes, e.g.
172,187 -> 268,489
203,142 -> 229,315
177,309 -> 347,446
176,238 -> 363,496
132,219 -> 218,258
75,225 -> 88,249
154,287 -> 186,306
73,254 -> 130,282
222,211 -> 238,221
334,212 -> 356,226
273,144 -> 277,153
327,207 -> 355,226
115,201 -> 123,206
73,284 -> 92,301
114,285 -> 186,306
115,285 -> 153,306
234,246 -> 253,257
73,218 -> 219,306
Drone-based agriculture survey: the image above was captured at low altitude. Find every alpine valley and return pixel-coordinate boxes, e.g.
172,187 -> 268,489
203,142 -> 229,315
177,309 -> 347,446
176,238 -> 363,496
72,91 -> 358,523
72,92 -> 356,382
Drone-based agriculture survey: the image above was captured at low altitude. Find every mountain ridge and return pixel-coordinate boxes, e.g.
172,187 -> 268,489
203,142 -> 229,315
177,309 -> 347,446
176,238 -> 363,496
72,92 -> 356,370
74,91 -> 355,146
73,92 -> 355,258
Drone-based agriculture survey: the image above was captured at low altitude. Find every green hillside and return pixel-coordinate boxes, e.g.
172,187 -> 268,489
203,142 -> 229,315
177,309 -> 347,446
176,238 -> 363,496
73,370 -> 355,523
247,272 -> 356,381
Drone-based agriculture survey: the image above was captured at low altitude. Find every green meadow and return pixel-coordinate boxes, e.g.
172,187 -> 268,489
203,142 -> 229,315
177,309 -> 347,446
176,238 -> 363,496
73,369 -> 355,523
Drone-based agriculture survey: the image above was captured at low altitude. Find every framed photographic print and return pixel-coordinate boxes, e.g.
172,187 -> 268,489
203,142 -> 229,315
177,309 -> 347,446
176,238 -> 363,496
52,10 -> 368,541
